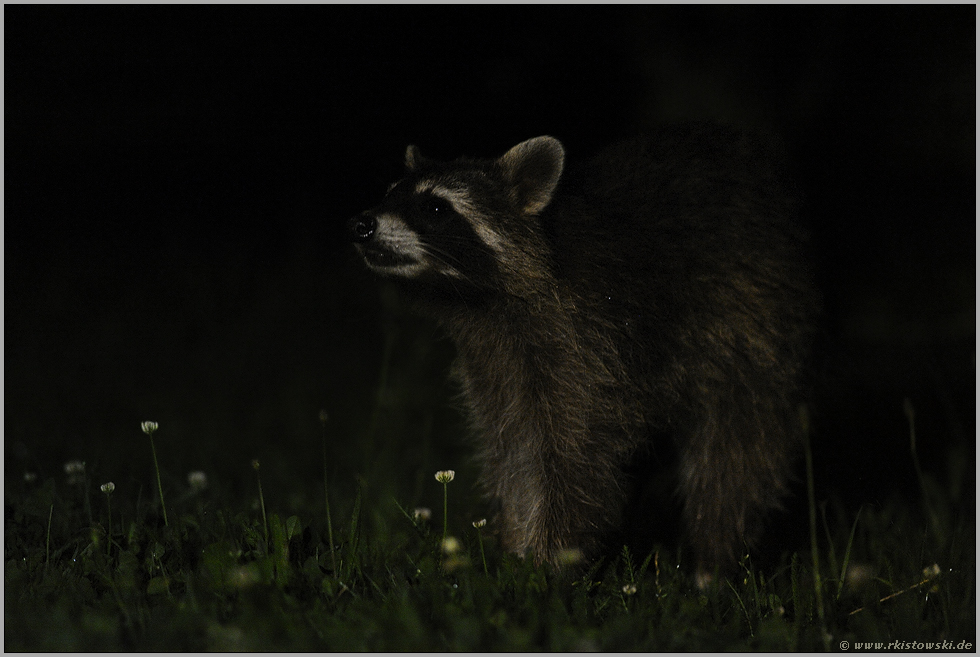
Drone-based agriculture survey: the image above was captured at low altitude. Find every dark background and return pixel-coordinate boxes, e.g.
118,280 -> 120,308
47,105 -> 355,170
5,7 -> 975,528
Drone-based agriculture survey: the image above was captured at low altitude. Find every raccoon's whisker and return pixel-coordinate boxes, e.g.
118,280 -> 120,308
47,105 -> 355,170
422,244 -> 479,284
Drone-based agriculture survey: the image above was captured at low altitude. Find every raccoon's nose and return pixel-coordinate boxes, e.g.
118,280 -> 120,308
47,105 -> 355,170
349,213 -> 377,243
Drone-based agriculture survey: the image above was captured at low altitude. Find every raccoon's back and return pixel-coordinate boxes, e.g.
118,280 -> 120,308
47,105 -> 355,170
545,124 -> 817,404
549,124 -> 802,287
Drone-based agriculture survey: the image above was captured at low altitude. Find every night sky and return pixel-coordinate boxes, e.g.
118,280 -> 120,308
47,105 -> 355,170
5,7 -> 975,513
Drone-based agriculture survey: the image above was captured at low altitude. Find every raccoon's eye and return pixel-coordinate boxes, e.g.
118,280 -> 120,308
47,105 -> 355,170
417,196 -> 454,229
421,197 -> 450,216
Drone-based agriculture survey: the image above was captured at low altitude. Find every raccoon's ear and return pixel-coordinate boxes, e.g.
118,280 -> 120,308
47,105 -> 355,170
405,145 -> 425,171
498,136 -> 565,215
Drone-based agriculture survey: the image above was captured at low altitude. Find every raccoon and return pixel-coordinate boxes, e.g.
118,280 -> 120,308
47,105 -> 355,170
348,124 -> 818,582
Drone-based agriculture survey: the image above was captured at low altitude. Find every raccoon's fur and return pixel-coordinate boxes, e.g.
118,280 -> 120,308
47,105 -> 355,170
349,124 -> 818,581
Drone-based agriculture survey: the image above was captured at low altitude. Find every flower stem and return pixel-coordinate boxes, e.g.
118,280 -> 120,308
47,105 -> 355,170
45,503 -> 53,575
150,434 -> 169,526
476,529 -> 488,576
442,482 -> 449,544
321,413 -> 338,575
254,460 -> 269,552
105,496 -> 112,556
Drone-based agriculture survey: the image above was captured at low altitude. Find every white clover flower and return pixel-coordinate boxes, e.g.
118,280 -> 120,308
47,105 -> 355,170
251,459 -> 261,471
64,460 -> 86,485
101,482 -> 115,494
441,536 -> 462,555
622,583 -> 637,596
413,507 -> 432,522
227,564 -> 261,589
318,409 -> 330,423
556,548 -> 585,567
23,472 -> 37,484
434,470 -> 455,484
472,518 -> 487,529
188,471 -> 208,492
64,460 -> 86,475
141,421 -> 159,435
442,553 -> 471,573
844,562 -> 874,592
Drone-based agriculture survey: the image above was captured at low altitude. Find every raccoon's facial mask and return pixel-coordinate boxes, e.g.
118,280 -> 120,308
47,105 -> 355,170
349,136 -> 566,285
349,186 -> 496,282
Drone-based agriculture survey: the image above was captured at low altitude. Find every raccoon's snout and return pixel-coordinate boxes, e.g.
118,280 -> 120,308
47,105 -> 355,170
349,213 -> 376,243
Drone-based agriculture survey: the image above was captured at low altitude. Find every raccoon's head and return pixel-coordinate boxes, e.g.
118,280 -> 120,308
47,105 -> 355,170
349,136 -> 565,295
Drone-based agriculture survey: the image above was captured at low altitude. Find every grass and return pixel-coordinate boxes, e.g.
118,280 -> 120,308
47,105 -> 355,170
3,251 -> 975,650
4,392 -> 975,651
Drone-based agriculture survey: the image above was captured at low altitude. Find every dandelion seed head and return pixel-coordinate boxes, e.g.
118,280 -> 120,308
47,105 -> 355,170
434,469 -> 455,484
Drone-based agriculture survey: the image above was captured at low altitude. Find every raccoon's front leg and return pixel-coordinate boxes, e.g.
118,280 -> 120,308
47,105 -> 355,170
484,427 -> 623,565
